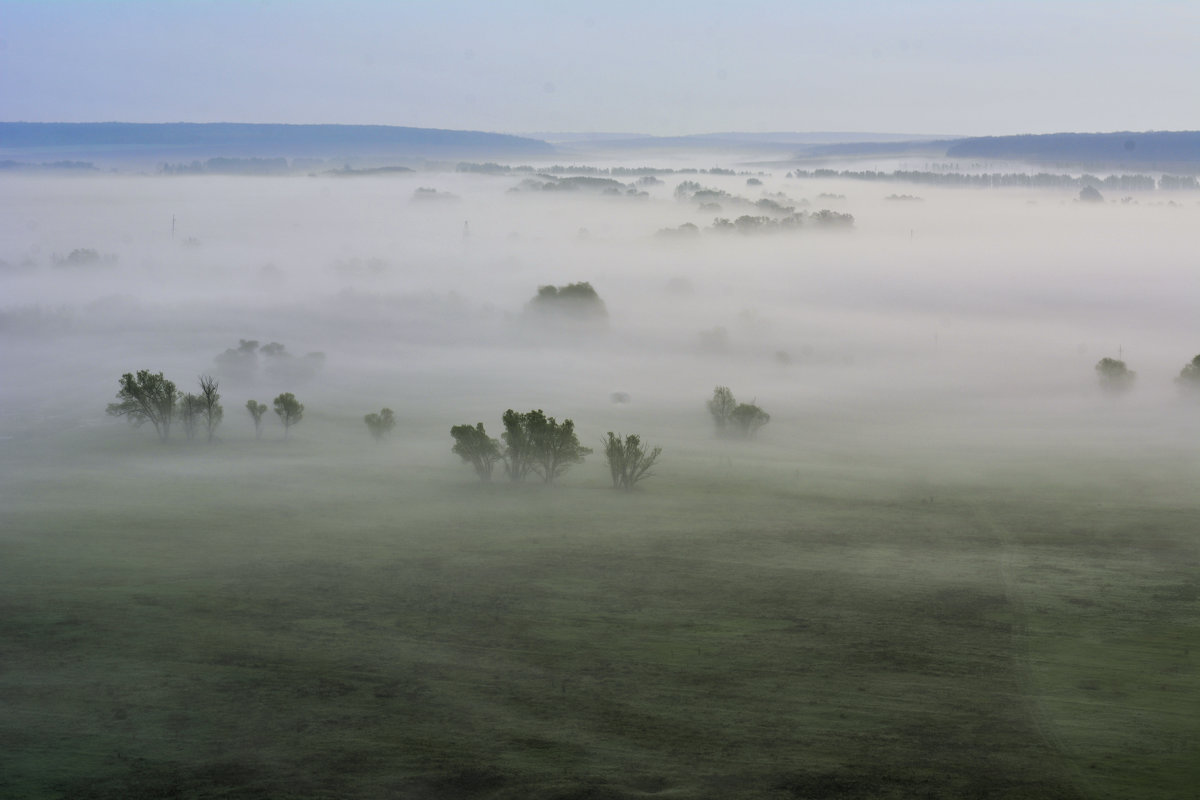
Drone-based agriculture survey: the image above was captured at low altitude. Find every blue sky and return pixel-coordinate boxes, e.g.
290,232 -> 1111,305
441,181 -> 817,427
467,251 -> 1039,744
3,0 -> 1198,136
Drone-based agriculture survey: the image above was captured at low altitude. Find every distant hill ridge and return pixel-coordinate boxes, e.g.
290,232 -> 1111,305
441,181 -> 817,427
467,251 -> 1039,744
945,131 -> 1200,164
807,130 -> 1200,166
0,122 -> 555,159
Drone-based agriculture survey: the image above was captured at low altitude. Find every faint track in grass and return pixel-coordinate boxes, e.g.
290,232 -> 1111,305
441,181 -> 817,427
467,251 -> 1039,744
973,508 -> 1091,800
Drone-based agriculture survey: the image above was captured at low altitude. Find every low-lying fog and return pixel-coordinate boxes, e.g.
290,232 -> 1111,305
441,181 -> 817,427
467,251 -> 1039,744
2,163 -> 1198,480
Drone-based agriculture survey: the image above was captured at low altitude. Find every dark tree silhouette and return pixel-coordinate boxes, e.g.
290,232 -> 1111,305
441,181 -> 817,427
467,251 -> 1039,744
199,375 -> 223,442
179,393 -> 203,441
106,370 -> 181,442
602,432 -> 662,491
1095,357 -> 1135,394
451,423 -> 502,480
1176,354 -> 1200,393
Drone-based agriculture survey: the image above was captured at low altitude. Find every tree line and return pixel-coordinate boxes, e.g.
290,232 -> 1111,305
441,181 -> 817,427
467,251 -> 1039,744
1097,354 -> 1200,395
106,370 -> 306,442
450,409 -> 662,491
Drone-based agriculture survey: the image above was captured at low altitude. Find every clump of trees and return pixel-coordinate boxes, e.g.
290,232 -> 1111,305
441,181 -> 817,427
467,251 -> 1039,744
525,282 -> 608,323
53,248 -> 114,267
656,222 -> 701,238
525,280 -> 609,326
364,408 -> 396,441
707,386 -> 770,438
1095,357 -> 1136,394
243,394 -> 306,439
451,410 -> 593,484
1175,355 -> 1200,394
106,371 -> 224,443
213,339 -> 325,384
602,433 -> 662,491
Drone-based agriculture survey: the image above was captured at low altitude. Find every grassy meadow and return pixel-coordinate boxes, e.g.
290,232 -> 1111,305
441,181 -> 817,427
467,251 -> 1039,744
1,401 -> 1196,800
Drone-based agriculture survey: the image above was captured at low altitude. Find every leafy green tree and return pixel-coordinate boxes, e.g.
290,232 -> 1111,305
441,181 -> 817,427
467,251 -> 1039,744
273,393 -> 304,438
602,432 -> 662,490
707,386 -> 737,435
527,411 -> 592,483
179,393 -> 203,441
731,403 -> 771,438
451,422 -> 502,480
1095,357 -> 1135,394
1176,354 -> 1200,393
364,408 -> 396,442
199,375 -> 223,442
246,400 -> 268,439
499,409 -> 591,483
106,370 -> 181,442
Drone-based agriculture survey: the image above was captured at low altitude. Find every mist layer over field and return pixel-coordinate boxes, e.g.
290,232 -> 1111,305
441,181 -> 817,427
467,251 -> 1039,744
3,169 -> 1198,445
1,166 -> 1197,798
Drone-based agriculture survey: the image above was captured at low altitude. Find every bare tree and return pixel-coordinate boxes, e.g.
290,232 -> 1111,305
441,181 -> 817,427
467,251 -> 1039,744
198,375 -> 223,442
179,393 -> 203,441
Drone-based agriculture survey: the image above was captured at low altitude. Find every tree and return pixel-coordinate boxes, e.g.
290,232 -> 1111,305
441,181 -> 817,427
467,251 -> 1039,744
498,409 -> 591,483
707,386 -> 737,434
602,432 -> 662,491
1176,354 -> 1200,393
246,400 -> 268,439
273,393 -> 304,438
731,403 -> 771,438
198,375 -> 223,442
525,282 -> 608,323
179,393 -> 203,441
1095,357 -> 1135,394
1078,185 -> 1104,203
106,370 -> 181,442
451,422 -> 502,480
500,409 -> 537,482
364,408 -> 396,442
527,411 -> 592,483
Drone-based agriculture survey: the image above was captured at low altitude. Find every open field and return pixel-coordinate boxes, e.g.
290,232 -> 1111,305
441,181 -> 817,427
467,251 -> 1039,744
1,410 -> 1197,799
2,169 -> 1199,798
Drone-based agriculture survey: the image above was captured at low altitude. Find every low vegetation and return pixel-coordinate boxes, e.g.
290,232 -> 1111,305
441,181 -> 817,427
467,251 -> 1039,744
707,385 -> 770,438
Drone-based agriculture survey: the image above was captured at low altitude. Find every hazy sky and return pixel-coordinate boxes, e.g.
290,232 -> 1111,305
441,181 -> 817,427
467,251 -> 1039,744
3,0 -> 1198,137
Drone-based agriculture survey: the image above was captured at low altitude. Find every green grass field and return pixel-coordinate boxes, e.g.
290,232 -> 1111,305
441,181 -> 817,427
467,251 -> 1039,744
1,420 -> 1197,799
